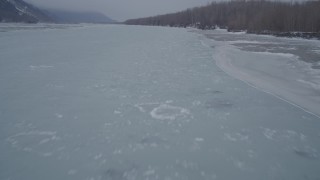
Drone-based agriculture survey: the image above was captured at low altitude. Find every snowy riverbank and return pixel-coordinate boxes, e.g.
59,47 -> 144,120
199,28 -> 320,117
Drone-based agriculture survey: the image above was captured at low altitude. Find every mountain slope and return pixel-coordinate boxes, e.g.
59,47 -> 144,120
0,0 -> 52,23
0,0 -> 114,24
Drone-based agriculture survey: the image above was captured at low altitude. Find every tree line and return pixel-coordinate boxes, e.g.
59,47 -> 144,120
125,0 -> 320,33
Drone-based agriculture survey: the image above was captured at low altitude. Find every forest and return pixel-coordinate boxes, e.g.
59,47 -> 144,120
125,0 -> 320,37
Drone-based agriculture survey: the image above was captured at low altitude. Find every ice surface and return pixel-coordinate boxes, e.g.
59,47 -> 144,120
0,24 -> 320,180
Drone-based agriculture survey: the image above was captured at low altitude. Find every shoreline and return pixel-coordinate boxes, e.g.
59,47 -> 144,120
198,29 -> 320,118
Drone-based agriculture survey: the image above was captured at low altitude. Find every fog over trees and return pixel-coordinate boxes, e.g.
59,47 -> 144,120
125,0 -> 320,33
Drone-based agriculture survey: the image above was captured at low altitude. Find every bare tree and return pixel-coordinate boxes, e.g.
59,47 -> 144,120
125,0 -> 320,38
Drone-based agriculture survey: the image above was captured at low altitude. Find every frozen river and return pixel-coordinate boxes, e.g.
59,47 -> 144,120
0,24 -> 320,180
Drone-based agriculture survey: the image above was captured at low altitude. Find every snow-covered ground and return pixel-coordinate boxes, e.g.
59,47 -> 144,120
0,24 -> 320,180
199,28 -> 320,117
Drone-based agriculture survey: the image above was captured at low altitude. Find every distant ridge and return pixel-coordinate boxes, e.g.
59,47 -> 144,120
0,0 -> 115,24
43,9 -> 115,24
0,0 -> 52,23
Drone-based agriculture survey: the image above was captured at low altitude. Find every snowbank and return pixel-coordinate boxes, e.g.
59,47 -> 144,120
202,33 -> 320,117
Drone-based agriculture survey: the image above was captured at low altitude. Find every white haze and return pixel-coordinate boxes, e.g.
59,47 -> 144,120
24,0 -> 213,21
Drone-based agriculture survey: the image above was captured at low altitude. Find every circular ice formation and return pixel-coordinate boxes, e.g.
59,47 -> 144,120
150,104 -> 190,120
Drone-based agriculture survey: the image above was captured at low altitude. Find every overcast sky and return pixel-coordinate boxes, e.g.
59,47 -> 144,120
24,0 -> 213,21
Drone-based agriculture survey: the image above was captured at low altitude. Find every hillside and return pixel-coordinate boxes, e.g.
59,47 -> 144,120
0,0 -> 52,23
0,0 -> 114,24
